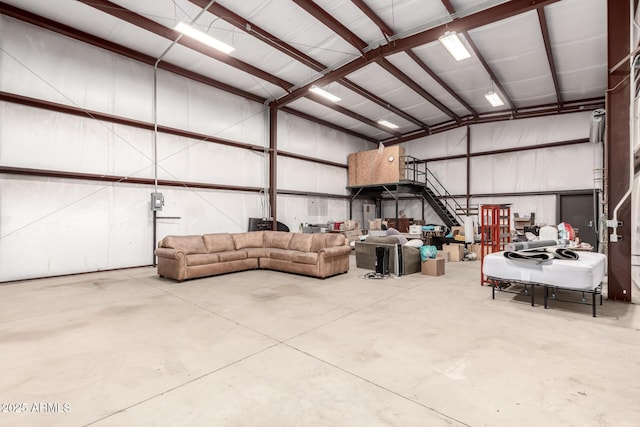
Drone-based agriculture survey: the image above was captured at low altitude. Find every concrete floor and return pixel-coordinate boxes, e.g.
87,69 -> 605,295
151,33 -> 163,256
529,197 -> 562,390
1,255 -> 639,427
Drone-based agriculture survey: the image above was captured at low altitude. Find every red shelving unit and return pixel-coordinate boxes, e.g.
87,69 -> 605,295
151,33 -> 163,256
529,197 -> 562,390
480,204 -> 511,285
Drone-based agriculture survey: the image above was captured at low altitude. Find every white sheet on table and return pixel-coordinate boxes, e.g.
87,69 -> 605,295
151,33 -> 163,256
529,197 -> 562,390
482,251 -> 606,291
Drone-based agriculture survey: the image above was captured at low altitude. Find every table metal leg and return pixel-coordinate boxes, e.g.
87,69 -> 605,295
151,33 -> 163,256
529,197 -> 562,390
531,285 -> 535,307
544,286 -> 548,309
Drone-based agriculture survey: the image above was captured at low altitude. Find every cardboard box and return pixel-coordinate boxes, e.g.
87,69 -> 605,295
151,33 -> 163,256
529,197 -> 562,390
421,258 -> 445,276
443,243 -> 464,262
451,225 -> 477,238
469,243 -> 491,260
369,218 -> 382,230
436,251 -> 450,263
451,226 -> 465,236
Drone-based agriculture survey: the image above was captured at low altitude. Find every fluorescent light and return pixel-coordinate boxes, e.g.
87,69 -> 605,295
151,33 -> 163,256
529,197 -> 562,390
174,22 -> 234,54
309,85 -> 341,102
484,91 -> 504,107
377,119 -> 399,129
438,31 -> 471,61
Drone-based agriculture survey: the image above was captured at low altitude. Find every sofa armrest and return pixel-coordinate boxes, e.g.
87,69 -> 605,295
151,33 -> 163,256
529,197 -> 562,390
319,245 -> 351,258
155,248 -> 185,260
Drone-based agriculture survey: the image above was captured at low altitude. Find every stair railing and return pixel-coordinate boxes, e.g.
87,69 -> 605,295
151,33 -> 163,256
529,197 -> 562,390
401,155 -> 465,225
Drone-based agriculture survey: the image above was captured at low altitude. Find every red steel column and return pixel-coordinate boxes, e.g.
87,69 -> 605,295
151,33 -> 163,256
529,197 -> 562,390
269,104 -> 278,230
606,0 -> 632,301
466,125 -> 471,211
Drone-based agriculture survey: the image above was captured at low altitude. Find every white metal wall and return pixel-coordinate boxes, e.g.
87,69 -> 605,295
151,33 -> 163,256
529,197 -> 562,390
0,15 -> 370,281
0,176 -> 153,280
400,112 -> 599,227
0,16 -> 153,120
276,110 -> 372,231
0,14 -> 603,281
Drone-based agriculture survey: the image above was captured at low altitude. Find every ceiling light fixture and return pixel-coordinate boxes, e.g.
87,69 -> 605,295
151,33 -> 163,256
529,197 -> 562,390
484,91 -> 504,107
438,31 -> 471,61
377,119 -> 399,129
484,80 -> 504,107
309,85 -> 341,102
174,22 -> 235,54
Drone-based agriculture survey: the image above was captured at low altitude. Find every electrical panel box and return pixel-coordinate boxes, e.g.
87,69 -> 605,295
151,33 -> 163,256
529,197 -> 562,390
151,192 -> 164,211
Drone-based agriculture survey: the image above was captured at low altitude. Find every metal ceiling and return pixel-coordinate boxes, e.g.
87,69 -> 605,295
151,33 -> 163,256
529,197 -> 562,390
0,0 -> 607,143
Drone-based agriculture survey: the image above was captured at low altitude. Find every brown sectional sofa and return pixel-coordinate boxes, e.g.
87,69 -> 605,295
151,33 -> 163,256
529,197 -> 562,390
155,231 -> 351,282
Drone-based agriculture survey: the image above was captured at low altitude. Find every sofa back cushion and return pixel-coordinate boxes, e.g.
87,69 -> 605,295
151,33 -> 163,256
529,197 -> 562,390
325,233 -> 346,248
202,233 -> 235,253
310,234 -> 327,252
232,231 -> 265,249
309,233 -> 346,252
264,231 -> 293,249
366,235 -> 407,245
288,233 -> 313,252
161,235 -> 206,255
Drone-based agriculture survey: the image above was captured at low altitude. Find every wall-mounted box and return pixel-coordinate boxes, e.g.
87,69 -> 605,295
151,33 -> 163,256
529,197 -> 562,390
151,192 -> 164,211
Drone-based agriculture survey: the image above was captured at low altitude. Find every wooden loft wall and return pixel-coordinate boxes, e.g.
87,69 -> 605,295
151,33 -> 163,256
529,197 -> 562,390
348,146 -> 405,186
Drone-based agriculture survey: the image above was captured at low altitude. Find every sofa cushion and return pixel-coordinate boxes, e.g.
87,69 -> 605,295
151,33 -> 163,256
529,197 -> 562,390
264,231 -> 293,249
325,233 -> 346,248
162,235 -> 207,255
291,251 -> 318,265
245,247 -> 270,258
186,253 -> 219,266
218,251 -> 248,262
269,248 -> 293,261
232,232 -> 265,249
288,233 -> 313,252
203,233 -> 235,253
310,234 -> 328,252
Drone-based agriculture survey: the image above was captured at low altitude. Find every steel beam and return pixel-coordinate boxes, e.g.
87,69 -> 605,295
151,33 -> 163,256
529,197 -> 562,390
279,107 -> 377,142
383,99 -> 604,144
0,165 -> 263,193
292,0 -> 367,51
461,32 -> 517,113
79,0 -> 396,135
375,58 -> 460,123
269,105 -> 278,229
277,0 -> 560,107
351,0 -> 393,37
439,0 -> 515,112
187,0 -> 429,131
537,8 -> 562,108
352,0 -> 476,120
466,126 -> 471,209
606,0 -> 632,301
293,0 -> 457,123
76,0 -> 292,90
307,93 -> 403,136
406,50 -> 478,118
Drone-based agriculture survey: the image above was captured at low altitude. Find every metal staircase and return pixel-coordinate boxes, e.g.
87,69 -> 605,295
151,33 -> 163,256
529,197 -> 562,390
401,156 -> 467,228
421,186 -> 461,227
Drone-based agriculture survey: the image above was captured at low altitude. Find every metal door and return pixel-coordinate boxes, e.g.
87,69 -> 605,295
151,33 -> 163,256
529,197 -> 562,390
558,193 -> 598,249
